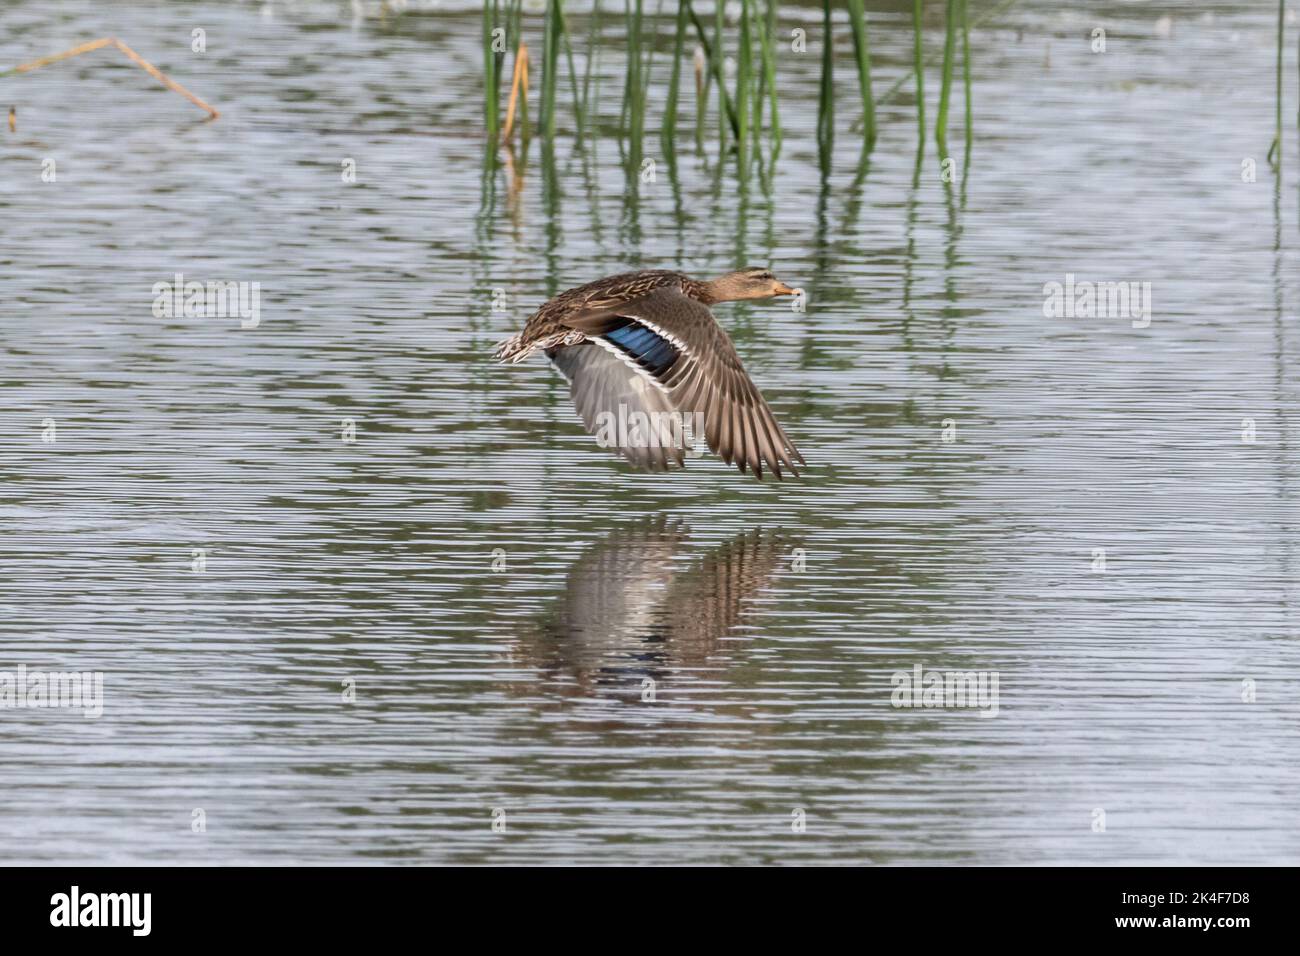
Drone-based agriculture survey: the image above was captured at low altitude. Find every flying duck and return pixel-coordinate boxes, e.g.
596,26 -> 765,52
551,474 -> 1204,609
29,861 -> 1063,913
494,268 -> 806,480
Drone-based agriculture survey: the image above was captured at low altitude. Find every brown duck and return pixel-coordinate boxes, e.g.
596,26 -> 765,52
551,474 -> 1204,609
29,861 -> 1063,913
494,268 -> 806,480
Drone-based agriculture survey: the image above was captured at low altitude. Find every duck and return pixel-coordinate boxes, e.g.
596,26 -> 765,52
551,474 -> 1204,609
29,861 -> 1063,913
494,268 -> 806,480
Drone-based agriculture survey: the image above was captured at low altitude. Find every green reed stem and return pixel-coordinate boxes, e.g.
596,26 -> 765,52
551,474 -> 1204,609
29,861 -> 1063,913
558,4 -> 584,144
936,0 -> 956,159
483,0 -> 501,138
912,0 -> 926,147
760,0 -> 780,150
817,0 -> 834,170
961,0 -> 972,166
749,0 -> 762,147
683,0 -> 740,140
851,0 -> 1017,137
622,0 -> 648,170
846,0 -> 876,150
737,0 -> 753,169
640,8 -> 656,151
541,0 -> 561,140
662,1 -> 687,155
581,0 -> 600,129
620,0 -> 635,141
749,0 -> 763,158
713,0 -> 728,149
694,43 -> 708,150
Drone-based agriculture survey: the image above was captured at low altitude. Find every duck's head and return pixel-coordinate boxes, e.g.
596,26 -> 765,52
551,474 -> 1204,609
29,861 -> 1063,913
705,267 -> 797,303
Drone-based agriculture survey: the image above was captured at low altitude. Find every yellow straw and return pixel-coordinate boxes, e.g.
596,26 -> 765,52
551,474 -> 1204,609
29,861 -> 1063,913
4,37 -> 219,120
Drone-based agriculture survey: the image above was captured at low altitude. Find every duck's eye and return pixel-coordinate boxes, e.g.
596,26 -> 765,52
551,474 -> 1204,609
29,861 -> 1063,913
759,271 -> 773,280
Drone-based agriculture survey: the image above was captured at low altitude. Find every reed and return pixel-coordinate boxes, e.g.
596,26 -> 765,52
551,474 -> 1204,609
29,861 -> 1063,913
713,0 -> 728,150
694,44 -> 708,151
911,0 -> 926,146
737,0 -> 753,169
748,0 -> 763,156
477,0 -> 1019,176
540,0 -> 561,140
759,0 -> 781,150
483,1 -> 501,138
638,7 -> 656,163
936,0 -> 956,159
961,0 -> 972,162
619,1 -> 635,138
502,41 -> 529,141
1269,0 -> 1283,168
0,35 -> 113,76
581,0 -> 599,131
749,6 -> 764,148
860,0 -> 1018,134
661,1 -> 688,156
682,0 -> 739,140
509,1 -> 531,142
846,0 -> 876,150
817,0 -> 834,171
1,36 -> 219,118
619,0 -> 654,173
558,4 -> 585,144
620,0 -> 637,152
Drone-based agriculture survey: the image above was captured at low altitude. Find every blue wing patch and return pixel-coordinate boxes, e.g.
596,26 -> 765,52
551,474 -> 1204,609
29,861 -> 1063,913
603,321 -> 680,378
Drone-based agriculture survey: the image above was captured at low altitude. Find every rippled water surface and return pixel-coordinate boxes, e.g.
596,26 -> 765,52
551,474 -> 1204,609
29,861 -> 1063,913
2,0 -> 1298,864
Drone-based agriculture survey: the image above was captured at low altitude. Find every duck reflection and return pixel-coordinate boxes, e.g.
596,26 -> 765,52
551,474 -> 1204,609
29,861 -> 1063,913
516,520 -> 793,698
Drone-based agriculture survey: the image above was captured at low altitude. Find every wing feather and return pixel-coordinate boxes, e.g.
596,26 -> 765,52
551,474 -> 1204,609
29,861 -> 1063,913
552,285 -> 804,480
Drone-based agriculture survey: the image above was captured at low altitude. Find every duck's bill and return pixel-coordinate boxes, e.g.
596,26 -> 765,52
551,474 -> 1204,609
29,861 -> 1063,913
773,282 -> 796,295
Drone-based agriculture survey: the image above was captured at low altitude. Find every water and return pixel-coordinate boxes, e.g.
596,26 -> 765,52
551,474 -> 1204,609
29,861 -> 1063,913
1,0 -> 1297,865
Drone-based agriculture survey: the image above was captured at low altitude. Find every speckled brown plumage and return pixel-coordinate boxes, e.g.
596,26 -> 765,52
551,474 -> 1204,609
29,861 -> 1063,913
494,270 -> 711,364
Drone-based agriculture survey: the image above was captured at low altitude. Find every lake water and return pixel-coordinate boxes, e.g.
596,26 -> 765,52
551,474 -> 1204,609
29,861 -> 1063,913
1,0 -> 1297,865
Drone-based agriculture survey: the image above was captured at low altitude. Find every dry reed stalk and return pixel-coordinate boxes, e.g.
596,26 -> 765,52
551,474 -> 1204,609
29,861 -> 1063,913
3,37 -> 219,119
502,42 -> 530,141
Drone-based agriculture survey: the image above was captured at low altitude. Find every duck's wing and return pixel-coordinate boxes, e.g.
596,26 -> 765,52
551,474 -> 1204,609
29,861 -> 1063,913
549,341 -> 687,473
558,285 -> 804,480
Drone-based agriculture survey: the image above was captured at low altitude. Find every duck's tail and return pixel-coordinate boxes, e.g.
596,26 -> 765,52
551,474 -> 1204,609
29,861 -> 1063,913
493,333 -> 526,364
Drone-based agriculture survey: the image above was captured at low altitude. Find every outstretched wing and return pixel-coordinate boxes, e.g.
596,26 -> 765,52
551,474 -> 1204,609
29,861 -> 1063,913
548,341 -> 687,473
557,285 -> 804,480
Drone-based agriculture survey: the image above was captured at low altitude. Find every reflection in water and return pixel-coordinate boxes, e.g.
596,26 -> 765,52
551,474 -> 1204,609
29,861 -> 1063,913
512,521 -> 792,698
